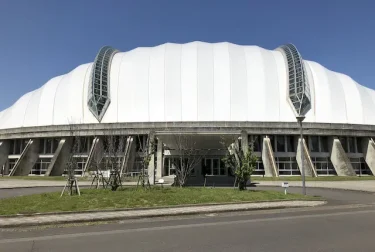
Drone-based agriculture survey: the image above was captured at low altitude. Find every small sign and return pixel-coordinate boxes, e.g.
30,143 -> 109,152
281,182 -> 289,188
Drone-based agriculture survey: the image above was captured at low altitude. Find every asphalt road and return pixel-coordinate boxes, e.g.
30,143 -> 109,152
1,186 -> 375,251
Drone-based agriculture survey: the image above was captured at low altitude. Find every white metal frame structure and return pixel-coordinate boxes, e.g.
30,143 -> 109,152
278,44 -> 311,116
88,46 -> 119,122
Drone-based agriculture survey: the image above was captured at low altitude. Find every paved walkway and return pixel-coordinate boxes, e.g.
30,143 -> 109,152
0,201 -> 325,228
254,180 -> 375,192
0,179 -> 137,189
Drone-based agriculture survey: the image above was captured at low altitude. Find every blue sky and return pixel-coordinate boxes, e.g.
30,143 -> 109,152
0,0 -> 374,111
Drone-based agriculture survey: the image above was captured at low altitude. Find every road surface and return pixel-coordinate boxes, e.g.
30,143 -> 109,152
1,186 -> 375,251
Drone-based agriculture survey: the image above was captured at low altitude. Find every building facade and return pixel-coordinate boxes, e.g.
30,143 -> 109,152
1,42 -> 375,184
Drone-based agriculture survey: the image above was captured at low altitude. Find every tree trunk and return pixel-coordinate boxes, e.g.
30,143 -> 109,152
238,180 -> 245,190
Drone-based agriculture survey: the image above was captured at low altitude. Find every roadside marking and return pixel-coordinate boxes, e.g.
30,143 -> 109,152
1,208 -> 375,244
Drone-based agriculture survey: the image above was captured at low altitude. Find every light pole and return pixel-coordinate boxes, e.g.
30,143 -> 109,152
296,115 -> 306,195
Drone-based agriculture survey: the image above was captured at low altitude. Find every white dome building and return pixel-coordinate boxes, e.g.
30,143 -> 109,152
0,42 -> 375,182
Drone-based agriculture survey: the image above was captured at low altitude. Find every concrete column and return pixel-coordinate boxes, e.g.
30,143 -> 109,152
363,138 -> 375,175
126,141 -> 136,174
296,138 -> 317,177
241,130 -> 248,154
148,133 -> 155,185
4,161 -> 10,175
45,138 -> 73,176
156,139 -> 163,179
0,141 -> 10,175
261,137 -> 278,177
82,137 -> 100,174
120,136 -> 134,175
330,137 -> 356,176
10,139 -> 40,176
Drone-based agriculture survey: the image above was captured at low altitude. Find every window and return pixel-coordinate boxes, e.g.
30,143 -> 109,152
286,136 -> 295,152
312,157 -> 336,175
15,140 -> 22,154
53,138 -> 60,153
203,158 -> 226,176
164,157 -> 196,177
356,138 -> 363,153
320,136 -> 329,152
310,136 -> 319,152
8,159 -> 17,174
253,160 -> 265,176
339,137 -> 348,152
9,140 -> 14,155
276,157 -> 299,176
278,44 -> 311,115
46,138 -> 52,154
268,135 -> 275,151
249,135 -> 262,152
351,158 -> 372,175
347,137 -> 354,153
276,136 -> 285,152
63,157 -> 86,176
213,159 -> 219,175
308,136 -> 329,153
88,46 -> 119,121
11,139 -> 28,155
30,158 -> 51,175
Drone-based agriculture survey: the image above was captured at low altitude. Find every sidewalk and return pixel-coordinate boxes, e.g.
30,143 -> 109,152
0,179 -> 137,189
0,200 -> 325,228
254,180 -> 375,192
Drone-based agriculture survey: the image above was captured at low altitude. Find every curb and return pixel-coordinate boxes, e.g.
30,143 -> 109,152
0,198 -> 324,218
0,200 -> 327,228
255,184 -> 375,194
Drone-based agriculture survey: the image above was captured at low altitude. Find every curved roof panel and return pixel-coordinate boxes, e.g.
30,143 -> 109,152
0,41 -> 374,130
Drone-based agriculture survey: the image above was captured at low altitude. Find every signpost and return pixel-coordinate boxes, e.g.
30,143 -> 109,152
281,182 -> 289,195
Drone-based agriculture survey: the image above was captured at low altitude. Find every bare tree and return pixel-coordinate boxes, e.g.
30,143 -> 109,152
104,134 -> 126,191
136,134 -> 155,189
61,123 -> 82,197
171,134 -> 207,187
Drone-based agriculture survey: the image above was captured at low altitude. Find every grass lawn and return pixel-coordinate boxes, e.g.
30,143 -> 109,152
0,187 -> 317,216
252,176 -> 375,181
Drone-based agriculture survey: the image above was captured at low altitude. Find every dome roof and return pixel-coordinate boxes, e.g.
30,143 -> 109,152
1,41 -> 375,130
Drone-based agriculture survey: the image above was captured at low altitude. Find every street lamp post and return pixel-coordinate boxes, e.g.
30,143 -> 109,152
277,43 -> 311,196
296,115 -> 306,195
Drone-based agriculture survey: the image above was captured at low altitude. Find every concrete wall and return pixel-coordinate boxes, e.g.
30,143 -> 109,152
156,140 -> 163,179
330,137 -> 356,176
45,138 -> 73,176
148,133 -> 155,184
0,140 -> 10,174
364,138 -> 375,175
3,121 -> 375,140
296,138 -> 317,177
241,130 -> 248,153
262,137 -> 278,177
10,139 -> 40,176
